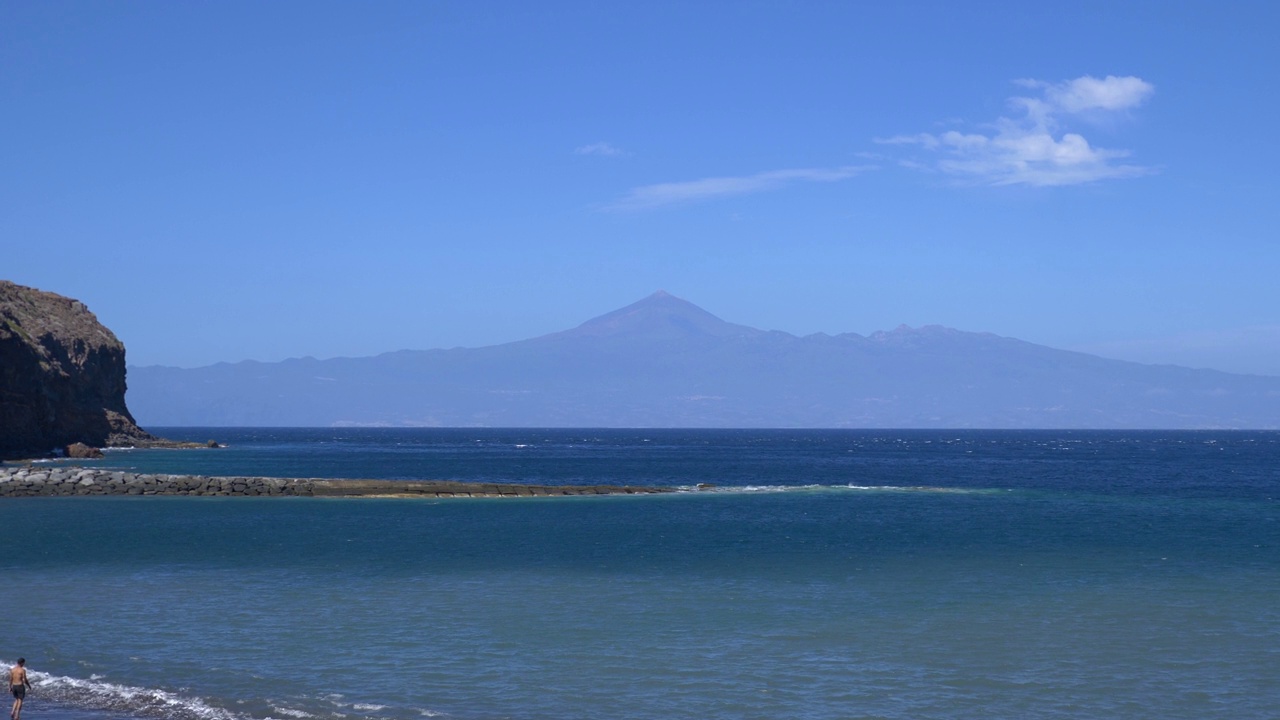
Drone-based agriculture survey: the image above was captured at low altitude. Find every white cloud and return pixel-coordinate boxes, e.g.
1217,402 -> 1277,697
879,75 -> 1155,187
877,133 -> 941,150
604,166 -> 867,211
575,142 -> 627,157
1045,75 -> 1154,113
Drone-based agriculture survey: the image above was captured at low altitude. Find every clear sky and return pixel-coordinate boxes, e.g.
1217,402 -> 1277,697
3,1 -> 1278,374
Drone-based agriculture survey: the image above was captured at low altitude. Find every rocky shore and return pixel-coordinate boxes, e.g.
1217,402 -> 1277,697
0,465 -> 675,498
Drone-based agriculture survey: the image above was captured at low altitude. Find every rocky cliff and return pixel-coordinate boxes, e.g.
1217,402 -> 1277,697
0,280 -> 158,459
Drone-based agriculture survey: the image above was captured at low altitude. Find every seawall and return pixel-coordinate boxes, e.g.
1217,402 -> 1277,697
0,466 -> 675,498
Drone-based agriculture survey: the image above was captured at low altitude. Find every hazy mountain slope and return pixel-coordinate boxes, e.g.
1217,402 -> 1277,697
126,291 -> 1280,428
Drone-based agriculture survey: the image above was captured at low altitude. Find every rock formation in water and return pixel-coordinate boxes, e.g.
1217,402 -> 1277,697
0,280 -> 159,459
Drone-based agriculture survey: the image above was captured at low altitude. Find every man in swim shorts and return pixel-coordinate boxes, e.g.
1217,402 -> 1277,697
8,658 -> 30,720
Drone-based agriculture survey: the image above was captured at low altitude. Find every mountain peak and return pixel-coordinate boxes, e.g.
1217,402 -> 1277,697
125,289 -> 1280,428
553,291 -> 762,341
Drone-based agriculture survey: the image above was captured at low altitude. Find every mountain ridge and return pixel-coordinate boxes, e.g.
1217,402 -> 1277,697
125,292 -> 1280,428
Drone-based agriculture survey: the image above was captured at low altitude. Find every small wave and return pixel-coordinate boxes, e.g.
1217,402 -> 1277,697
29,669 -> 243,720
845,484 -> 994,494
271,707 -> 315,718
352,704 -> 387,711
677,483 -> 995,495
672,483 -> 822,493
674,483 -> 790,493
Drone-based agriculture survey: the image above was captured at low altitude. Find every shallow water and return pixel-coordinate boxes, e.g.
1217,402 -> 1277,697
4,430 -> 1278,719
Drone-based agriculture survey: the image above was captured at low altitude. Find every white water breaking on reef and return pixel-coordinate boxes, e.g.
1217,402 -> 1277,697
678,483 -> 1003,494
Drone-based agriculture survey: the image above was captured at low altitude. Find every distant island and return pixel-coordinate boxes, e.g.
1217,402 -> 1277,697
127,291 -> 1280,429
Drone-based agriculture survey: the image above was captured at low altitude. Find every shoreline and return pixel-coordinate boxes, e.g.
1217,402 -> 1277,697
0,465 -> 675,498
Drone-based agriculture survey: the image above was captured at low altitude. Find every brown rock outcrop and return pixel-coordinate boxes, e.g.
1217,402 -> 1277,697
0,280 -> 158,459
65,442 -> 104,459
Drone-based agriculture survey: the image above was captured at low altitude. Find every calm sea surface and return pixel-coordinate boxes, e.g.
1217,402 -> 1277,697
3,429 -> 1278,720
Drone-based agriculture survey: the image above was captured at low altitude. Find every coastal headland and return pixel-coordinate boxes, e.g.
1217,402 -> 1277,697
0,280 -> 178,460
0,465 -> 674,498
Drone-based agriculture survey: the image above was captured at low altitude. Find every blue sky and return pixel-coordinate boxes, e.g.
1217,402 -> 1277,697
3,1 -> 1278,374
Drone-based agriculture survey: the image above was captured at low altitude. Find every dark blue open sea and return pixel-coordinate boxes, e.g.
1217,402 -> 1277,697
3,429 -> 1278,720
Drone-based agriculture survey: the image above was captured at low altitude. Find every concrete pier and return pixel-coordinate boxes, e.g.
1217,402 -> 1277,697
0,466 -> 675,498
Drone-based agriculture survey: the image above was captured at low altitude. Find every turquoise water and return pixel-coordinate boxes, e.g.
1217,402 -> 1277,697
3,430 -> 1278,719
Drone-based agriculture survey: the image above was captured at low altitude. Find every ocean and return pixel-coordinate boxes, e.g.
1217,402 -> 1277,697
2,429 -> 1277,720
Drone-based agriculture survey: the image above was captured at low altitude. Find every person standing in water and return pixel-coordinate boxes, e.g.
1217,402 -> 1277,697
8,659 -> 30,720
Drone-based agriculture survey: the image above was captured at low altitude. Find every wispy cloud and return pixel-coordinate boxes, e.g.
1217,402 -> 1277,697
605,166 -> 867,211
878,75 -> 1155,187
575,142 -> 627,157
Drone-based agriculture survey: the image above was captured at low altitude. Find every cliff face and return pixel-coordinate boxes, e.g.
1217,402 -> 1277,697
0,280 -> 156,459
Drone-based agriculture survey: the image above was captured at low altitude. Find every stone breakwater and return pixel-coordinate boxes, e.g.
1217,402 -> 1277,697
0,466 -> 676,498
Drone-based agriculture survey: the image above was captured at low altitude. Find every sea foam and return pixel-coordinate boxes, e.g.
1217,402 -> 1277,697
27,669 -> 243,720
676,483 -> 994,494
